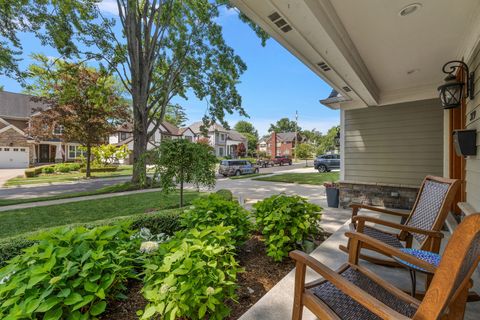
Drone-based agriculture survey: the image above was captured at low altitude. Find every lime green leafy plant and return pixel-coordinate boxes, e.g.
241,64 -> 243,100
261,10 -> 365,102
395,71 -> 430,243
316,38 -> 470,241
180,194 -> 252,244
0,225 -> 137,319
253,194 -> 322,261
140,225 -> 241,320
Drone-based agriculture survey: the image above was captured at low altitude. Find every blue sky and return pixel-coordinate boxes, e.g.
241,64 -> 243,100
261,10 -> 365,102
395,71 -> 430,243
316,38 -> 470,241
1,2 -> 338,136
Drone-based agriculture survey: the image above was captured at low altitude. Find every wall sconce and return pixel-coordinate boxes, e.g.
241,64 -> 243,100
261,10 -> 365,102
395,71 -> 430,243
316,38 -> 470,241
437,60 -> 474,109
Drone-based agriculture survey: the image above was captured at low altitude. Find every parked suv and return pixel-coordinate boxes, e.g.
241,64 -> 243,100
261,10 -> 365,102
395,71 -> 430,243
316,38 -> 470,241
314,154 -> 340,172
219,160 -> 260,177
272,156 -> 292,166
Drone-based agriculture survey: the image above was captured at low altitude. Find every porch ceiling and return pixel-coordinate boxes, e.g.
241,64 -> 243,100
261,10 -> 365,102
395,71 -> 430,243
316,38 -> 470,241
231,0 -> 480,109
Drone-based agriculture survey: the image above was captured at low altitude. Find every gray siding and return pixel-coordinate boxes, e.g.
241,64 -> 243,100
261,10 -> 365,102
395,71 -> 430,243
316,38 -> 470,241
344,99 -> 443,186
466,44 -> 480,211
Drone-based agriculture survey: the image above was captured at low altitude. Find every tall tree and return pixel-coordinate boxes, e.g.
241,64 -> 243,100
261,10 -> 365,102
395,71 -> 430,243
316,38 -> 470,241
26,56 -> 130,177
316,125 -> 340,155
234,120 -> 258,156
268,118 -> 300,133
0,0 -> 269,185
164,103 -> 188,127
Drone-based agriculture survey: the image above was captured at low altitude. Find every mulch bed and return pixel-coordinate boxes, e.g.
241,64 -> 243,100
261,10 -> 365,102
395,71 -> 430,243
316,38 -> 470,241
102,233 -> 328,319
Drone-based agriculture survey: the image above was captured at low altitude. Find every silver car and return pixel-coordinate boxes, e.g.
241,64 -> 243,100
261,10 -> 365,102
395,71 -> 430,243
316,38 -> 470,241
219,160 -> 260,177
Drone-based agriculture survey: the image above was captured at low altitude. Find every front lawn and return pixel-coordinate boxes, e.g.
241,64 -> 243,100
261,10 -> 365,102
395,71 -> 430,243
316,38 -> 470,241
0,190 -> 201,239
253,172 -> 339,185
0,182 -> 155,207
4,165 -> 134,186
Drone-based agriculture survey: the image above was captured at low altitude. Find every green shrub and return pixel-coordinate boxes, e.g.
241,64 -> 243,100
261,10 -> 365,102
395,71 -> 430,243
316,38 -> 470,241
215,189 -> 233,201
54,163 -> 81,173
80,165 -> 118,173
42,166 -> 55,174
24,165 -> 55,178
0,238 -> 36,268
253,194 -> 322,261
0,225 -> 137,319
181,194 -> 252,244
140,225 -> 240,320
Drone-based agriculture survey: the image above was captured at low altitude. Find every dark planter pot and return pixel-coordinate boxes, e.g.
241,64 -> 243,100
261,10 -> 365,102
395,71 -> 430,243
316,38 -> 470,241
325,187 -> 339,208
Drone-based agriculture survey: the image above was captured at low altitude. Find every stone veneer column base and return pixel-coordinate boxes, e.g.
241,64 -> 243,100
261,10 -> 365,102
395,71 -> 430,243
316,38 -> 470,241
339,180 -> 420,210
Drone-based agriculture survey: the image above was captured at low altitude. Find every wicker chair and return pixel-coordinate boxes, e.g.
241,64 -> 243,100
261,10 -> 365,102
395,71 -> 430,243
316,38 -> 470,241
339,176 -> 460,267
290,213 -> 480,320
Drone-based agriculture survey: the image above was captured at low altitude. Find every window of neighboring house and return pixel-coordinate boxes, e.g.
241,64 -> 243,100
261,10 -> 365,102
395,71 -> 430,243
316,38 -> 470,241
276,150 -> 281,156
120,132 -> 128,141
218,147 -> 224,157
276,142 -> 281,147
53,125 -> 64,135
4,148 -> 9,151
68,145 -> 85,159
215,132 -> 219,141
185,136 -> 193,142
220,133 -> 225,141
284,150 -> 290,155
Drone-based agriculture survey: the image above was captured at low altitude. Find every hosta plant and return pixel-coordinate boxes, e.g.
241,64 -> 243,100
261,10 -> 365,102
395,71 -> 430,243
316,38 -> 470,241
0,225 -> 136,320
253,194 -> 322,261
181,194 -> 252,244
140,225 -> 241,320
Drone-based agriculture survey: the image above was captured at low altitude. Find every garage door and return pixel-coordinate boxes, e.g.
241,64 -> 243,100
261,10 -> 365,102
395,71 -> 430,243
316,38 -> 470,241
0,146 -> 29,168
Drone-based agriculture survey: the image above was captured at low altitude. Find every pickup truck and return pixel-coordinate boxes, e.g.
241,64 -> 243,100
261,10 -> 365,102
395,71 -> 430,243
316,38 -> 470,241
271,156 -> 292,166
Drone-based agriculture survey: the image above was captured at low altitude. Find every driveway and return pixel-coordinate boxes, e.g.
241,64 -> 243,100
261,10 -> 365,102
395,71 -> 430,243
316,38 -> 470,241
0,169 -> 26,187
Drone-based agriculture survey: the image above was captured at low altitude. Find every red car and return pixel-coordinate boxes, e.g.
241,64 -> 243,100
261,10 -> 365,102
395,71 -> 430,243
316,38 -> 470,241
271,156 -> 292,166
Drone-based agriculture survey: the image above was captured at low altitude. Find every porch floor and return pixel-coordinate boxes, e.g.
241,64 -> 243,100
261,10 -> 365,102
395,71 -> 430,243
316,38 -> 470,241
239,208 -> 480,320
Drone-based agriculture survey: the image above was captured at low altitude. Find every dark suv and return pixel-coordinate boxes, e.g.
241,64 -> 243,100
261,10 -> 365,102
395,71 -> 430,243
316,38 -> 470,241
314,154 -> 340,172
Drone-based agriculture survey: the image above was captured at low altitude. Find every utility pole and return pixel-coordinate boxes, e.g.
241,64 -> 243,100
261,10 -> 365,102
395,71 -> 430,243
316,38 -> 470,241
294,110 -> 298,162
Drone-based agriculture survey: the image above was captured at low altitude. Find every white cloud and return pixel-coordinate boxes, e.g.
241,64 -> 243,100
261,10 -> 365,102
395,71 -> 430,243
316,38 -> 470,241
98,0 -> 119,15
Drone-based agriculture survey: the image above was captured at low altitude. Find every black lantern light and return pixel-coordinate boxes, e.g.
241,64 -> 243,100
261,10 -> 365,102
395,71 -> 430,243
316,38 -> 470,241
438,60 -> 474,109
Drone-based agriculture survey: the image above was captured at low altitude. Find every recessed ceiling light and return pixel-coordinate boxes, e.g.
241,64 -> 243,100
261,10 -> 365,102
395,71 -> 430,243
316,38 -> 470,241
399,3 -> 422,17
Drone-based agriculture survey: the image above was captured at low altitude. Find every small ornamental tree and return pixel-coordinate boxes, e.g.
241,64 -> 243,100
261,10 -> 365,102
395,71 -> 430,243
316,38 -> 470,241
26,56 -> 130,177
296,143 -> 313,167
237,142 -> 246,157
89,144 -> 130,166
153,139 -> 217,207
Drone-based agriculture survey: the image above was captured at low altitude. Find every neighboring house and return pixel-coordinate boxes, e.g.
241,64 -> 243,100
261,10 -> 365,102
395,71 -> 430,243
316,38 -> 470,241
233,0 -> 480,215
0,91 -> 84,168
110,121 -> 196,164
187,121 -> 247,157
258,132 -> 301,157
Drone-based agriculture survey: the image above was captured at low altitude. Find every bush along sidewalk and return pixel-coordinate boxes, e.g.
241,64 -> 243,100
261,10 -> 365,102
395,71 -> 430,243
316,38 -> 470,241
0,192 -> 323,319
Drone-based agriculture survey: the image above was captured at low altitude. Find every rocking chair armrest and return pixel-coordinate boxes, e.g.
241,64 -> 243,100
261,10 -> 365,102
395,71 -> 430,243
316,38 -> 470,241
350,203 -> 410,218
289,250 -> 412,320
352,216 -> 444,239
344,232 -> 438,274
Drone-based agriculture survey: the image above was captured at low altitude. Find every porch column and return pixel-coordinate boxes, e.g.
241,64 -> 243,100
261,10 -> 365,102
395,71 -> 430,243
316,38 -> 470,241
55,143 -> 63,163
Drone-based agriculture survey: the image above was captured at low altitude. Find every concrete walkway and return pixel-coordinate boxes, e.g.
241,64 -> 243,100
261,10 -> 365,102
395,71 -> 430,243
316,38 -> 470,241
0,169 -> 25,187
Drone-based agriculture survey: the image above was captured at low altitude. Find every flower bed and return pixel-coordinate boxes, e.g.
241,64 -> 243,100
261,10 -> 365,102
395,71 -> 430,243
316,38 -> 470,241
0,193 -> 324,319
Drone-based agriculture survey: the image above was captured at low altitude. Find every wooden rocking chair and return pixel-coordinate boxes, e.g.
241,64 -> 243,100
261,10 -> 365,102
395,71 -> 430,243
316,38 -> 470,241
339,176 -> 460,267
290,213 -> 480,320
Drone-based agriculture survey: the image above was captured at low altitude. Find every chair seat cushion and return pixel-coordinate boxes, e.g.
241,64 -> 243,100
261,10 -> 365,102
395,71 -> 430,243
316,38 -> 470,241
363,226 -> 404,248
312,267 -> 417,320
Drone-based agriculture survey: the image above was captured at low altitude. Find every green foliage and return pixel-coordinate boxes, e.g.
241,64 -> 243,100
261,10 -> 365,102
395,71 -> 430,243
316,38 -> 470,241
315,126 -> 340,155
253,195 -> 322,261
24,165 -> 55,177
164,104 -> 188,127
296,144 -> 314,165
0,210 -> 184,267
87,144 -> 130,167
215,189 -> 233,201
153,139 -> 217,207
181,194 -> 252,244
141,225 -> 240,320
54,163 -> 81,173
268,118 -> 300,133
42,166 -> 55,174
0,225 -> 137,319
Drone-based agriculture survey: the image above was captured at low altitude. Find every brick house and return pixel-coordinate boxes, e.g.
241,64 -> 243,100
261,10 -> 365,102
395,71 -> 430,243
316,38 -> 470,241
0,91 -> 86,168
260,132 -> 302,158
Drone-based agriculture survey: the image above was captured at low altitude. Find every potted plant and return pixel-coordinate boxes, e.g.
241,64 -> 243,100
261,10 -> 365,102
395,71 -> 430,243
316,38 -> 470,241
324,182 -> 339,208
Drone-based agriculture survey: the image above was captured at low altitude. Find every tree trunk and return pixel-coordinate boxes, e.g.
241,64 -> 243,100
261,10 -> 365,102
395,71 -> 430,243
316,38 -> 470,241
179,167 -> 184,208
131,89 -> 149,185
86,144 -> 92,178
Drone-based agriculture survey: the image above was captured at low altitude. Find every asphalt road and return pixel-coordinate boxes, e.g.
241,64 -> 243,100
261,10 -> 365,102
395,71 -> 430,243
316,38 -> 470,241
0,162 -> 313,200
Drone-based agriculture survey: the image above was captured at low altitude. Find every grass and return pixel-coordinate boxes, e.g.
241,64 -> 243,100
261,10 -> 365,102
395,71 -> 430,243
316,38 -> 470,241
4,165 -> 134,187
229,173 -> 270,180
253,172 -> 340,185
0,190 -> 201,239
0,182 -> 153,207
